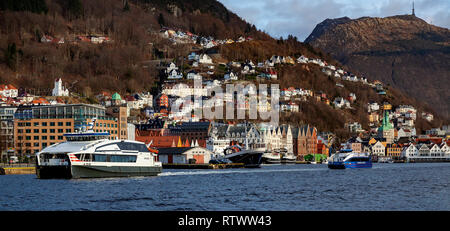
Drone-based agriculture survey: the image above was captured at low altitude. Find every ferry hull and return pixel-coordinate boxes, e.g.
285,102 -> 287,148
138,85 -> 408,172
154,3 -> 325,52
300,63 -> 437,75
280,158 -> 296,164
71,165 -> 162,178
328,161 -> 372,169
262,157 -> 281,164
36,165 -> 162,179
344,161 -> 372,169
327,162 -> 346,169
36,165 -> 72,179
225,151 -> 263,168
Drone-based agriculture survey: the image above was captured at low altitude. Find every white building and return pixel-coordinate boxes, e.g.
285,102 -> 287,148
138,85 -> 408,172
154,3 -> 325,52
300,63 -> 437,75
186,70 -> 202,80
199,54 -> 213,64
401,144 -> 418,159
0,85 -> 18,98
371,141 -> 386,156
52,78 -> 69,97
158,147 -> 213,164
167,69 -> 183,79
224,72 -> 238,81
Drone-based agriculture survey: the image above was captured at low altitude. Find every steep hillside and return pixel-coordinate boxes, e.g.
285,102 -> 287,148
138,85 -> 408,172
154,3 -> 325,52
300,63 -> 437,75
0,0 -> 267,96
0,0 -> 446,139
305,15 -> 450,119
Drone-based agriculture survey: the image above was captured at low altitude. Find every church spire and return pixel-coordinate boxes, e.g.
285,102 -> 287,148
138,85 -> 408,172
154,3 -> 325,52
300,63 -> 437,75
412,1 -> 415,16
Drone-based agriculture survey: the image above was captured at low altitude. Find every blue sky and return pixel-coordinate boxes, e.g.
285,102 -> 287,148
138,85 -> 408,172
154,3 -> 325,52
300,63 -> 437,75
218,0 -> 450,41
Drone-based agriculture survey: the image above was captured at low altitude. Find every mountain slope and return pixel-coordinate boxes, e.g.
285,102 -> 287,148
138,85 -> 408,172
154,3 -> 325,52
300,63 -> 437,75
0,1 -> 446,139
305,15 -> 450,119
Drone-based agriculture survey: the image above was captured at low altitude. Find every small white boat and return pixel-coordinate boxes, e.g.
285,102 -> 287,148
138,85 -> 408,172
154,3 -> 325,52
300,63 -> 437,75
262,151 -> 281,164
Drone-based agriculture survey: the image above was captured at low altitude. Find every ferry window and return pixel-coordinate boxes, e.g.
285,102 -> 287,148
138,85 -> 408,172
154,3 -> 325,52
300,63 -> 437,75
83,154 -> 92,161
110,155 -> 137,163
93,154 -> 107,162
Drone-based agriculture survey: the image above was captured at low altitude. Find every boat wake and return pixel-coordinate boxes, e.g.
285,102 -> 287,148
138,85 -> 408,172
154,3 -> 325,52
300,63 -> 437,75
159,167 -> 324,177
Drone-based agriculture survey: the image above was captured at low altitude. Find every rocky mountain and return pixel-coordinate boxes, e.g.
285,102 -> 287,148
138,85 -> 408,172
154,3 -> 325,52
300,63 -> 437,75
305,15 -> 450,119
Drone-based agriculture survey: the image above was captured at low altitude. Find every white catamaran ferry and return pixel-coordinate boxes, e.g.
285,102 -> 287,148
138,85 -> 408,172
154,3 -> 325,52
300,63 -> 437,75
36,122 -> 162,179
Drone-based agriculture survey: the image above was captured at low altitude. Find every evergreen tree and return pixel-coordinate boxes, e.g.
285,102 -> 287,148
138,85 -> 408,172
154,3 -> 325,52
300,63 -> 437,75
158,13 -> 165,27
123,0 -> 130,12
0,0 -> 48,14
4,43 -> 22,71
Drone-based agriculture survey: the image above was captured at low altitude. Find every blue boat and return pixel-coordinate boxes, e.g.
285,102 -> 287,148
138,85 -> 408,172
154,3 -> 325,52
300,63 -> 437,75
328,149 -> 372,169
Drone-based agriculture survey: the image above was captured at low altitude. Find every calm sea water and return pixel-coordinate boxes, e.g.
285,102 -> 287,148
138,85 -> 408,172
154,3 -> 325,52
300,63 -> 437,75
0,163 -> 449,211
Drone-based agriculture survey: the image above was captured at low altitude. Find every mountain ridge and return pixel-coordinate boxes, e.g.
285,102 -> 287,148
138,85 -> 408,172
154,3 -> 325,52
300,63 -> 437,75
305,14 -> 450,119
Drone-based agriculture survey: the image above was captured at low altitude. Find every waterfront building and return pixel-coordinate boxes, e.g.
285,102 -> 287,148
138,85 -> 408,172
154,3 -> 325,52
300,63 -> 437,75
105,105 -> 128,140
403,143 -> 450,162
207,122 -> 264,155
157,146 -> 213,164
417,144 -> 430,157
0,106 -> 17,161
168,121 -> 211,144
13,104 -> 120,156
386,143 -> 402,159
371,141 -> 386,156
378,110 -> 395,143
401,143 -> 418,159
297,124 -> 318,160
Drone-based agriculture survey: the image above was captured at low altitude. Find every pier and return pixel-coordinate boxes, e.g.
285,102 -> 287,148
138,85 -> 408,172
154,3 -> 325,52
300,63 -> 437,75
0,164 -> 36,175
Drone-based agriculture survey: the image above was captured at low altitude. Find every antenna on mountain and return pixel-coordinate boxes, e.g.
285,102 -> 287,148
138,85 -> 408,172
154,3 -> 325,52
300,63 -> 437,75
412,1 -> 415,16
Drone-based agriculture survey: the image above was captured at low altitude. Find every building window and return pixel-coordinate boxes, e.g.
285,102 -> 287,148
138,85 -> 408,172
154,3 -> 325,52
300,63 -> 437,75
58,122 -> 63,126
42,122 -> 47,126
34,136 -> 39,140
66,122 -> 71,126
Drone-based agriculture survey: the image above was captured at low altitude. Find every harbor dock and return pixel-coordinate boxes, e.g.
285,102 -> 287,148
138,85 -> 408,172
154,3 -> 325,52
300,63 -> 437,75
0,166 -> 36,175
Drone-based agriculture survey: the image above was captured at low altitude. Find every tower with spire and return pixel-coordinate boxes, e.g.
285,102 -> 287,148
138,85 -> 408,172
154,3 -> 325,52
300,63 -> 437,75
412,1 -> 415,16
